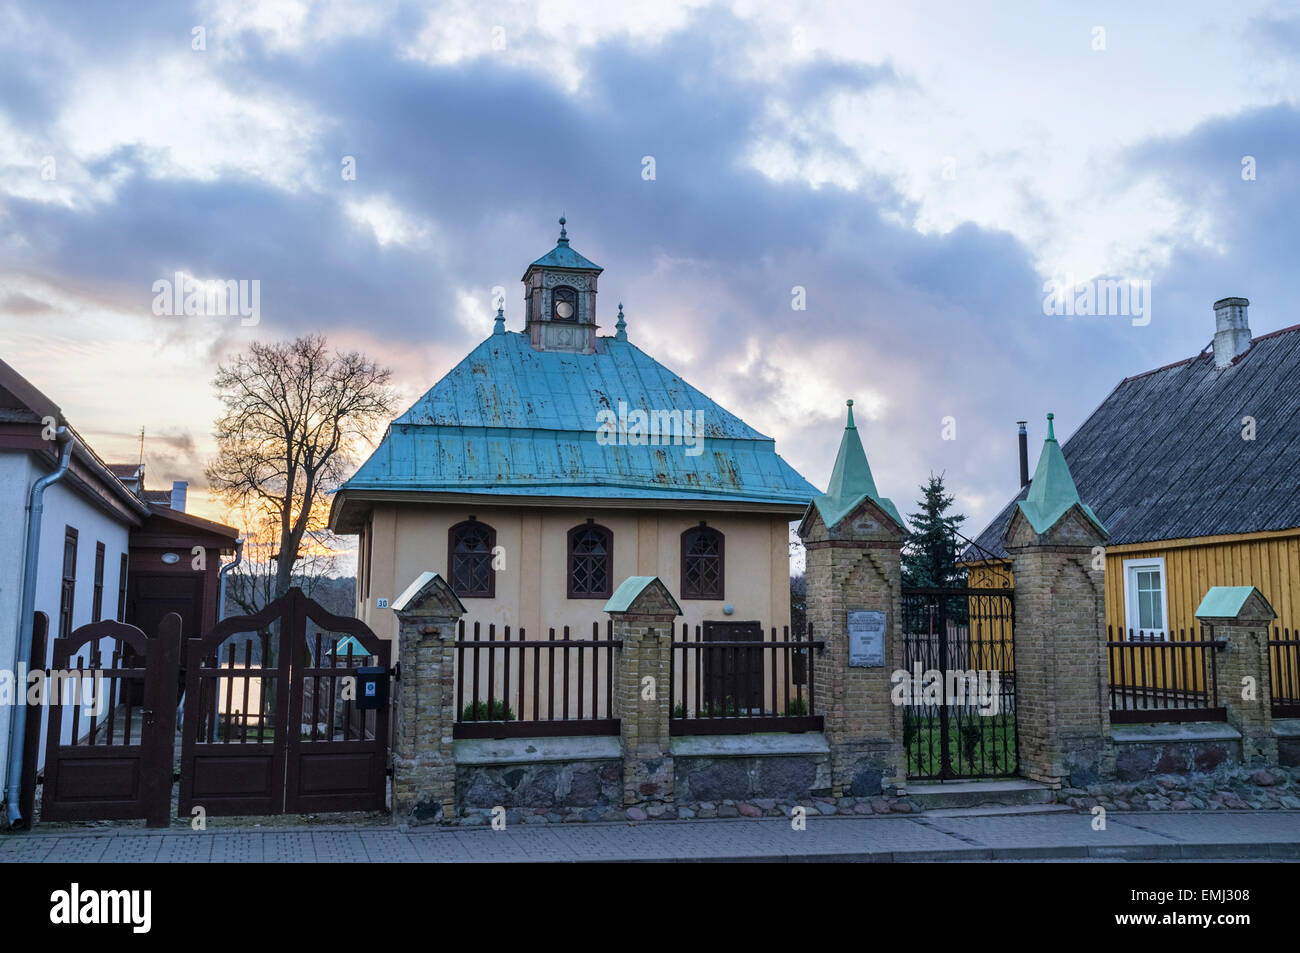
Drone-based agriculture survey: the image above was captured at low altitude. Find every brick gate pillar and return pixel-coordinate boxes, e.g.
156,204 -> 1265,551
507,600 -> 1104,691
1196,586 -> 1278,764
390,571 -> 466,825
605,576 -> 682,809
797,401 -> 907,796
1002,414 -> 1111,786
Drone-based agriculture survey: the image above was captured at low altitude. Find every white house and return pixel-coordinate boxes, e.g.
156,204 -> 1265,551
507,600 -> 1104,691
0,357 -> 150,820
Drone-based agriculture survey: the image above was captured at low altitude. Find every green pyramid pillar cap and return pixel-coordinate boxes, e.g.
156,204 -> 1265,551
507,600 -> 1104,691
1015,412 -> 1107,536
808,400 -> 903,530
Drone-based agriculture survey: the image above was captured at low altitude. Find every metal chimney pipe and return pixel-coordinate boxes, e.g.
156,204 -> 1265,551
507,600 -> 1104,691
1017,421 -> 1029,489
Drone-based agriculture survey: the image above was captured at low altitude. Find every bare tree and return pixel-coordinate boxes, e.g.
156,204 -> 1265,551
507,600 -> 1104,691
207,335 -> 396,602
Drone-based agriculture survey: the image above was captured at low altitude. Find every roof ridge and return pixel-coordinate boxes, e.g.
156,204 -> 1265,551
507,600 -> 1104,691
1118,321 -> 1300,385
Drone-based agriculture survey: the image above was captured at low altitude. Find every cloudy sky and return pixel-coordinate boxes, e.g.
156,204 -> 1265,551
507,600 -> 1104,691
2,0 -> 1297,552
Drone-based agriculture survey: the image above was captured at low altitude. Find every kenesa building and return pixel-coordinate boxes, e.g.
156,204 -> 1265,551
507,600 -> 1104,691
330,220 -> 818,665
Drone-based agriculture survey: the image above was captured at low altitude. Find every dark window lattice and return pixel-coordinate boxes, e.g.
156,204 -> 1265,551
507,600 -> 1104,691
682,527 -> 724,599
569,525 -> 611,598
450,521 -> 495,598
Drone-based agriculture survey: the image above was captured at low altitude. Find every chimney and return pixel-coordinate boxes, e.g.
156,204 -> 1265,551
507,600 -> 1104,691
170,480 -> 187,512
1212,297 -> 1251,368
1017,421 -> 1030,489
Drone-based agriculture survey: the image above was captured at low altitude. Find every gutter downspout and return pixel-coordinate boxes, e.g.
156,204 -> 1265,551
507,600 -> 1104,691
206,538 -> 244,741
6,427 -> 74,827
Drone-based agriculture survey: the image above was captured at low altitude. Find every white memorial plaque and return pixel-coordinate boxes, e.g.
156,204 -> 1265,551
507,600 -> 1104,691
847,610 -> 886,667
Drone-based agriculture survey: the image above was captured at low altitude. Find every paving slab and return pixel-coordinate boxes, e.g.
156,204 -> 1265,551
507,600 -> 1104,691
1,811 -> 1297,863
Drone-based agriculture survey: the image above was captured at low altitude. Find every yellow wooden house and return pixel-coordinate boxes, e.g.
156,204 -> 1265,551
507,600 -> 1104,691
964,297 -> 1300,706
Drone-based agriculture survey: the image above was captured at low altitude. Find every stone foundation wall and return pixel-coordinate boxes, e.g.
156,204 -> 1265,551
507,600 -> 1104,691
1276,720 -> 1300,767
1110,725 -> 1243,780
675,753 -> 830,802
456,760 -> 622,817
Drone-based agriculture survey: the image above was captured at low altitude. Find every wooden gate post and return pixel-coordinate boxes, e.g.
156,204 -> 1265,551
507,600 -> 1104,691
390,572 -> 465,825
143,613 -> 181,828
797,401 -> 908,797
1002,414 -> 1111,786
1196,586 -> 1278,764
605,577 -> 681,809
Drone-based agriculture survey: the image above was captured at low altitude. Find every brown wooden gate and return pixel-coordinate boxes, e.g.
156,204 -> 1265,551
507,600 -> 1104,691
41,615 -> 181,827
178,588 -> 391,817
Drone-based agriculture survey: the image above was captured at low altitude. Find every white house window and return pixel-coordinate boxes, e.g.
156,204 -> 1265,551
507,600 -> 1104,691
1123,558 -> 1168,639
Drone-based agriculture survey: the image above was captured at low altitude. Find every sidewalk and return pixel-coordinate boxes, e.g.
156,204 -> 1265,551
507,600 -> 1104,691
3,810 -> 1299,862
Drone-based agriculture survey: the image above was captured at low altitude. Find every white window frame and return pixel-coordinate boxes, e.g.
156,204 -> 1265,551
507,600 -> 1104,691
1122,557 -> 1169,640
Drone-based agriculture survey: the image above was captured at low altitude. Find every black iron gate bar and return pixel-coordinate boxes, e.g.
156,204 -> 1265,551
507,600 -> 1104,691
901,587 -> 1017,781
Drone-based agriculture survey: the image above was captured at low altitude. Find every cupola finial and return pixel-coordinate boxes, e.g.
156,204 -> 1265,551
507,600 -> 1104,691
615,302 -> 627,341
558,214 -> 568,244
493,304 -> 505,336
1046,412 -> 1056,441
845,398 -> 856,429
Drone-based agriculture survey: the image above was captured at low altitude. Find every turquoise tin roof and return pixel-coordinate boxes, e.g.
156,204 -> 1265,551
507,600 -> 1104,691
1014,413 -> 1107,537
340,331 -> 819,506
806,400 -> 902,530
523,217 -> 602,275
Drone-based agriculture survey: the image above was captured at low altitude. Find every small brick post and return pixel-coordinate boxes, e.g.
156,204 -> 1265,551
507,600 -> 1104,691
390,572 -> 466,825
1196,587 -> 1278,764
605,576 -> 682,810
799,499 -> 907,797
1003,508 -> 1111,786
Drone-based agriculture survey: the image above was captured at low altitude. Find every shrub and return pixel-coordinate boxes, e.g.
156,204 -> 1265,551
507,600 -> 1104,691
461,699 -> 514,722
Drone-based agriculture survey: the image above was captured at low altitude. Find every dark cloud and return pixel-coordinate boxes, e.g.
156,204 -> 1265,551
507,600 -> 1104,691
0,3 -> 1294,532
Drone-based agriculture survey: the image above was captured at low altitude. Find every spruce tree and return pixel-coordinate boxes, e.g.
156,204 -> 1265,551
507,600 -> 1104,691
902,473 -> 968,588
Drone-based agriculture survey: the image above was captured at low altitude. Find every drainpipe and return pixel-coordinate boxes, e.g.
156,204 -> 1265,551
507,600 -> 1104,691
206,539 -> 244,741
6,428 -> 74,827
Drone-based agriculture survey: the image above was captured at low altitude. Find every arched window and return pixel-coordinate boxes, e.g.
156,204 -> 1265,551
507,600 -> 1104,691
551,286 -> 578,322
449,519 -> 496,598
681,524 -> 724,600
567,522 -> 612,599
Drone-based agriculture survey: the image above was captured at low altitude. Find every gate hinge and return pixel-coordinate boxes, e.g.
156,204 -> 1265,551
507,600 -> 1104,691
391,663 -> 400,681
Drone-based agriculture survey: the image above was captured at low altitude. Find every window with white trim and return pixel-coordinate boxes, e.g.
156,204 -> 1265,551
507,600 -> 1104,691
1122,557 -> 1168,639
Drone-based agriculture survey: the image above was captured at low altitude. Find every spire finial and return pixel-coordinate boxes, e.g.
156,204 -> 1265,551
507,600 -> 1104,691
1046,412 -> 1056,440
845,398 -> 856,429
615,302 -> 627,341
558,215 -> 568,243
493,303 -> 505,336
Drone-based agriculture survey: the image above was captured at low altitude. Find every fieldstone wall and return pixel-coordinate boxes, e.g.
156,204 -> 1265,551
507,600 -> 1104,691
1061,765 -> 1300,813
1278,721 -> 1300,766
456,759 -> 622,823
675,753 -> 830,802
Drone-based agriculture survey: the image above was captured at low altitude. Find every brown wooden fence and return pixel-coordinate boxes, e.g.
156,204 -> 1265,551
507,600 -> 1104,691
453,621 -> 621,738
1271,626 -> 1300,718
669,622 -> 824,735
1107,626 -> 1225,723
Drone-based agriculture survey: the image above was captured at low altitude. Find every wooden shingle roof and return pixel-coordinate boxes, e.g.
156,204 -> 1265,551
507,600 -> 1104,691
968,323 -> 1300,559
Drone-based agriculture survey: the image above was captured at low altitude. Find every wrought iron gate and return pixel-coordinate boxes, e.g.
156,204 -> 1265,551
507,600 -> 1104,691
179,588 -> 391,817
901,583 -> 1016,780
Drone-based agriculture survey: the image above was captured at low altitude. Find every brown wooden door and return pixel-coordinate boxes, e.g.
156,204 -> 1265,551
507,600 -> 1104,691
701,620 -> 764,714
41,616 -> 180,827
